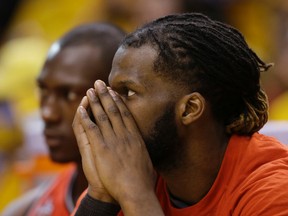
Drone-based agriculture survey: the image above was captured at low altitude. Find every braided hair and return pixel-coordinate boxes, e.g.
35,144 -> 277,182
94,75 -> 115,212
121,13 -> 272,135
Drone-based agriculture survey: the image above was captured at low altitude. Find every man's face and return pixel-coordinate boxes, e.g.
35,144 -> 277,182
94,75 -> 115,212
37,45 -> 108,163
109,45 -> 185,171
144,104 -> 185,172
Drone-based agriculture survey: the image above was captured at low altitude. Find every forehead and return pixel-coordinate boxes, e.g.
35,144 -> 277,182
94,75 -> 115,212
109,45 -> 158,85
38,45 -> 107,87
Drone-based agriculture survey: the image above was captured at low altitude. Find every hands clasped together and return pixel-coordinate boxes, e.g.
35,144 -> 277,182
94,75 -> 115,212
72,80 -> 163,215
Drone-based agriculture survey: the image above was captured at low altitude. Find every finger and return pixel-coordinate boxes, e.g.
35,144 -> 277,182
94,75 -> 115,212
72,96 -> 88,128
73,105 -> 94,157
82,95 -> 96,124
74,127 -> 99,187
76,129 -> 93,166
72,105 -> 85,142
73,106 -> 104,182
80,96 -> 89,109
93,80 -> 125,133
86,87 -> 116,136
109,89 -> 141,135
77,105 -> 107,156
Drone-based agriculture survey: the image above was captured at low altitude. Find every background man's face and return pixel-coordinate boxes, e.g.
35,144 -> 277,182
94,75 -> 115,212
37,45 -> 108,163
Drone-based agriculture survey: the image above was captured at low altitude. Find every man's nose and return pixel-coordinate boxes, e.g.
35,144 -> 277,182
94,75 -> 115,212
40,95 -> 61,123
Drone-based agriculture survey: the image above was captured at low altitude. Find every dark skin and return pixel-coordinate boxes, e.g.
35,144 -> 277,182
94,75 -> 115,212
37,44 -> 109,204
73,44 -> 229,215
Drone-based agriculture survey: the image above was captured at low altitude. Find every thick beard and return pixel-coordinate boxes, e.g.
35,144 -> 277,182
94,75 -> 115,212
144,104 -> 184,173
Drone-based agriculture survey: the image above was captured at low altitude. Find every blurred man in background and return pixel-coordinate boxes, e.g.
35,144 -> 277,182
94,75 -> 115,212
2,22 -> 125,216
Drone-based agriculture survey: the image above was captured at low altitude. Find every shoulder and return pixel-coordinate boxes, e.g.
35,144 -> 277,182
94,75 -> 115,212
234,156 -> 288,215
1,181 -> 52,216
223,134 -> 288,215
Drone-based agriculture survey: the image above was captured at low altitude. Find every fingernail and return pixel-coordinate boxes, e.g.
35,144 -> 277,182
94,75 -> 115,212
87,89 -> 94,98
95,80 -> 106,89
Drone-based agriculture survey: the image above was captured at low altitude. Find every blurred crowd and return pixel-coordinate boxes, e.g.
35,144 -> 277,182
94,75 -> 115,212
1,0 -> 288,211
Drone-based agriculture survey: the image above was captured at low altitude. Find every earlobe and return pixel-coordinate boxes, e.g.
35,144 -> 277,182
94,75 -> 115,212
179,92 -> 205,125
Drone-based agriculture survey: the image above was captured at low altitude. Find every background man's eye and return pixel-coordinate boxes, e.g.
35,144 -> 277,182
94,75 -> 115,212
127,90 -> 136,97
67,91 -> 78,101
38,88 -> 48,97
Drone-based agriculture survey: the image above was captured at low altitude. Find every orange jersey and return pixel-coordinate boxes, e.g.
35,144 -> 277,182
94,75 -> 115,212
74,133 -> 288,215
28,165 -> 76,216
153,133 -> 288,215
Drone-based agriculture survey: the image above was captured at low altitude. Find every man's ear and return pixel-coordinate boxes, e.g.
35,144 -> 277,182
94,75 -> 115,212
177,92 -> 205,125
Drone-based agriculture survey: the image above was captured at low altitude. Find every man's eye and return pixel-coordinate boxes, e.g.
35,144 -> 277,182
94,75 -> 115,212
38,87 -> 48,98
67,91 -> 78,101
127,90 -> 136,97
116,87 -> 136,98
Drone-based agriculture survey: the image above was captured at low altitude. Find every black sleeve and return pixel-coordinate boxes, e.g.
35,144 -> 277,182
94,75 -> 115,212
75,194 -> 121,216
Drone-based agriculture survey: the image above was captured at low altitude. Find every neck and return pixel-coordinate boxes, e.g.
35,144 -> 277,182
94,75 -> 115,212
72,163 -> 88,204
160,127 -> 229,205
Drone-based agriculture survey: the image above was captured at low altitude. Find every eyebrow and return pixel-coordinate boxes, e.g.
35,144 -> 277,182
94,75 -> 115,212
36,78 -> 88,91
116,79 -> 151,91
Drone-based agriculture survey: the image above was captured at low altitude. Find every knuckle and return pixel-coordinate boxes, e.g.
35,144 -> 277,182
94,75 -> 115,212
89,95 -> 100,105
122,110 -> 132,118
87,122 -> 98,130
107,105 -> 120,115
121,136 -> 130,145
116,134 -> 129,146
81,111 -> 90,120
98,89 -> 110,97
97,113 -> 109,122
113,95 -> 121,103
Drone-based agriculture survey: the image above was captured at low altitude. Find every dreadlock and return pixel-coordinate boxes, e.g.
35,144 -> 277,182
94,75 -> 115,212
121,12 -> 272,135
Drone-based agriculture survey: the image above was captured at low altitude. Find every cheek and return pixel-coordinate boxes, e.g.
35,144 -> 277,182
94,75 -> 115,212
128,103 -> 164,138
